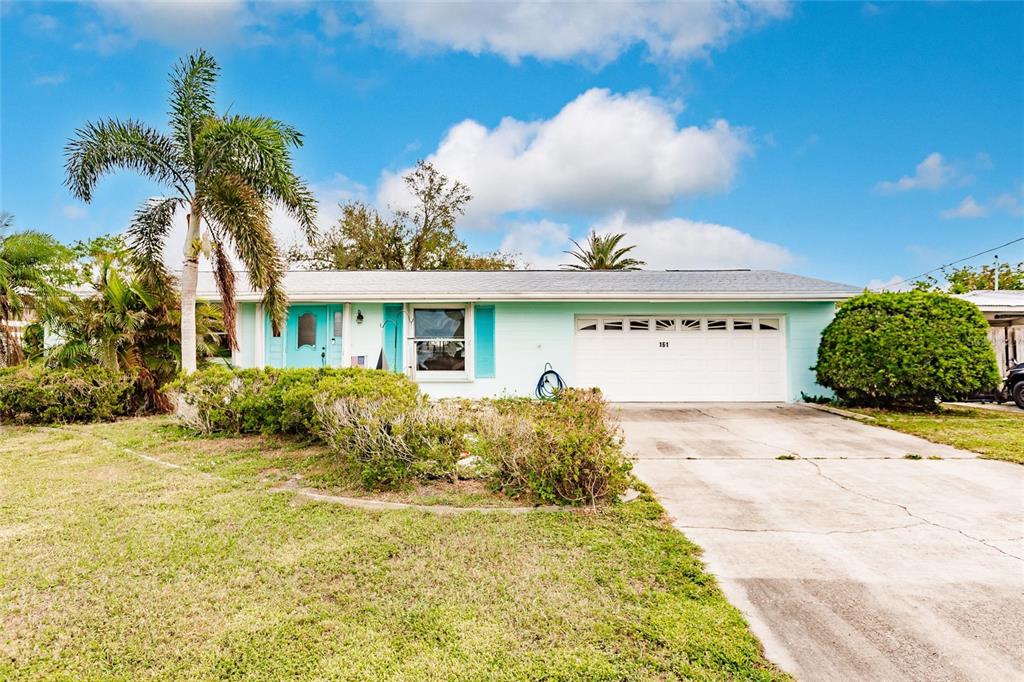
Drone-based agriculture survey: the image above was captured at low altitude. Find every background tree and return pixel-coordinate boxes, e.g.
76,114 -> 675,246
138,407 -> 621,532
562,231 -> 644,270
290,161 -> 517,270
0,213 -> 74,365
913,261 -> 1024,292
64,50 -> 316,373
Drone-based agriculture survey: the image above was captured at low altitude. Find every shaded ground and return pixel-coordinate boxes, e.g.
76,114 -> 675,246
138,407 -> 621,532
619,403 -> 1024,682
0,419 -> 786,681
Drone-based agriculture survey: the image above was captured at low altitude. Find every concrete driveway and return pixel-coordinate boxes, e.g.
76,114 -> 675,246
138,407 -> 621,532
617,403 -> 1024,682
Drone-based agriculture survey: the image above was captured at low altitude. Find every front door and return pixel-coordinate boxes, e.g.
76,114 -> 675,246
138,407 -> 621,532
286,305 -> 329,368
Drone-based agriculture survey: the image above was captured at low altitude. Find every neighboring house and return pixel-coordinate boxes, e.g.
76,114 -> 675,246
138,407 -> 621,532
207,269 -> 859,402
955,290 -> 1024,376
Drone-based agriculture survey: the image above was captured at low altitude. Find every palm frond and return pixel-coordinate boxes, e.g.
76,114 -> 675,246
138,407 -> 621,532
199,173 -> 278,288
126,196 -> 181,291
262,269 -> 288,338
212,242 -> 238,351
64,119 -> 188,201
168,50 -> 219,174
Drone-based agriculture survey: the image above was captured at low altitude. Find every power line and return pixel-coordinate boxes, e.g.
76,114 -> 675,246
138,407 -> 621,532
892,235 -> 1024,287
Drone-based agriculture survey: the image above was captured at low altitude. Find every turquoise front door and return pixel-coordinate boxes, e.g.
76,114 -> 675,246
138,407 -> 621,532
286,305 -> 329,368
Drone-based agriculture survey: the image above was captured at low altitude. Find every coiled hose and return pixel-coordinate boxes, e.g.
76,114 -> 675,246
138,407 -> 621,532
535,363 -> 565,400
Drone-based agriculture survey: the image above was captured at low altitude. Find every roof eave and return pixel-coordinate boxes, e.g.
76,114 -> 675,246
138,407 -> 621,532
216,290 -> 858,303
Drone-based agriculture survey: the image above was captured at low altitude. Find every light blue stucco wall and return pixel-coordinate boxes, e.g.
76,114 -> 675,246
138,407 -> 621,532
232,299 -> 836,401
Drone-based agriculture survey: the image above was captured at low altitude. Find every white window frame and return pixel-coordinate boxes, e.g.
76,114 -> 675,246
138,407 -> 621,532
408,303 -> 474,382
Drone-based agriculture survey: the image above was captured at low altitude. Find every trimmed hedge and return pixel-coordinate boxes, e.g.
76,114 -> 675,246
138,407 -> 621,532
0,364 -> 136,424
170,366 -> 422,436
815,291 -> 1000,407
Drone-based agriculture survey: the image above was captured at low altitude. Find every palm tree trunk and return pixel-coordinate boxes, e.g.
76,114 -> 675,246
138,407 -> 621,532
180,210 -> 201,373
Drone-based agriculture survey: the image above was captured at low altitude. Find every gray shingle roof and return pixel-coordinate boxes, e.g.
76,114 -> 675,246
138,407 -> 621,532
195,269 -> 860,302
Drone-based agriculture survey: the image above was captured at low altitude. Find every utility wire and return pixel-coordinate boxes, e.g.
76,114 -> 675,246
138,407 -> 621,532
891,235 -> 1024,288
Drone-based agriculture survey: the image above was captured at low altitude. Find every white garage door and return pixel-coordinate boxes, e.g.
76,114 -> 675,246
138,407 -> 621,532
574,315 -> 787,402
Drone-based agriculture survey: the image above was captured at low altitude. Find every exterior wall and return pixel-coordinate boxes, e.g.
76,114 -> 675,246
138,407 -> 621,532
232,299 -> 837,401
235,303 -> 257,368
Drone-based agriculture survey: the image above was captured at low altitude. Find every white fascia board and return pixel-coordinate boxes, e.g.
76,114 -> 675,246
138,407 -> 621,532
221,290 -> 858,303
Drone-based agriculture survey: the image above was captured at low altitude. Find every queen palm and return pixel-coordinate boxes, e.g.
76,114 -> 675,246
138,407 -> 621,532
64,50 -> 316,372
562,231 -> 645,270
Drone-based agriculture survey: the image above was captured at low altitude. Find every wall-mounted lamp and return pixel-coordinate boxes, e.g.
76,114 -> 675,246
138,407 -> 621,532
356,309 -> 364,324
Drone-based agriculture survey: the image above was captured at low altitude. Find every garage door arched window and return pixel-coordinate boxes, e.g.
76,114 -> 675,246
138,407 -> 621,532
297,313 -> 317,349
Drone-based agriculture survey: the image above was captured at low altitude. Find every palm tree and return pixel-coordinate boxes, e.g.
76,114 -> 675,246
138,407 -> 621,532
64,50 -> 316,373
0,213 -> 73,365
562,231 -> 645,270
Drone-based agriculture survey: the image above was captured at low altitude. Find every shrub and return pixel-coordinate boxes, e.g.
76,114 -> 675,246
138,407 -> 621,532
815,291 -> 1001,408
470,389 -> 632,506
314,398 -> 465,488
0,364 -> 135,424
170,366 -> 422,436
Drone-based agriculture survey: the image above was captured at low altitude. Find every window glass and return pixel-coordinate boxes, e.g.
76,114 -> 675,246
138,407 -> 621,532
629,318 -> 650,331
333,311 -> 343,337
655,318 -> 675,331
733,318 -> 754,331
414,309 -> 465,339
577,318 -> 598,332
759,317 -> 780,331
297,313 -> 317,348
602,319 -> 624,331
680,318 -> 701,331
415,341 -> 466,371
707,319 -> 728,331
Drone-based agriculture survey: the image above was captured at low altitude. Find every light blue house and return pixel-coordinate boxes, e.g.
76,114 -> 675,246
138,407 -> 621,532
204,270 -> 860,402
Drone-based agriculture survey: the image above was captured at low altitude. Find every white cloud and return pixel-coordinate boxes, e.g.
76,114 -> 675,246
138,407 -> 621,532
498,220 -> 572,269
941,196 -> 988,220
867,275 -> 912,292
61,205 -> 87,221
378,88 -> 750,226
592,212 -> 794,270
993,186 -> 1024,217
368,1 -> 790,65
875,152 -> 955,194
85,0 -> 251,51
33,73 -> 66,86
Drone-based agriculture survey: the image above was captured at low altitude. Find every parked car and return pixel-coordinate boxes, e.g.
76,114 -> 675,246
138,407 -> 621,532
1003,361 -> 1024,410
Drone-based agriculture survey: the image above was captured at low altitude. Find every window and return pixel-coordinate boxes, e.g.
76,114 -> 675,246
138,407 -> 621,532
732,318 -> 754,331
680,318 -> 701,331
577,318 -> 598,332
707,319 -> 728,331
333,311 -> 343,337
413,308 -> 466,372
602,319 -> 623,331
297,313 -> 317,348
629,318 -> 650,331
655,318 -> 675,331
759,317 -> 780,331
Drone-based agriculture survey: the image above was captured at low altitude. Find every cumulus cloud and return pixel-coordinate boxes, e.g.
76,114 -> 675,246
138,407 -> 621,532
875,152 -> 956,194
498,220 -> 572,269
368,1 -> 790,65
592,213 -> 794,270
941,196 -> 988,220
378,88 -> 750,226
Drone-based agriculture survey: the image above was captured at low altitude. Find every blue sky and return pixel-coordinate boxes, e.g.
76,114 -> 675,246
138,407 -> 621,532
2,1 -> 1022,288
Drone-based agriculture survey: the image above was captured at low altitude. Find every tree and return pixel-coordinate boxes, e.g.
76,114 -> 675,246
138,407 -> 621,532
562,231 -> 644,271
289,161 -> 517,271
64,50 -> 316,373
815,291 -> 1000,408
0,213 -> 74,365
913,261 -> 1024,293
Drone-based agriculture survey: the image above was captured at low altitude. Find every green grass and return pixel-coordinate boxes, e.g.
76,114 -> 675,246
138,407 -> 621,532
852,406 -> 1024,465
0,419 -> 787,681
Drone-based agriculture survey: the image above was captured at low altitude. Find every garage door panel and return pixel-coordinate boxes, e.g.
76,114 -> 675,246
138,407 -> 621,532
574,315 -> 786,402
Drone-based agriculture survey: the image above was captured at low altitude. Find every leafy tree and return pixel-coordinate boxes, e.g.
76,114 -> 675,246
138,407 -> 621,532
64,50 -> 316,373
914,261 -> 1024,293
290,161 -> 516,271
815,291 -> 1000,408
0,213 -> 74,365
562,231 -> 644,271
44,243 -> 223,412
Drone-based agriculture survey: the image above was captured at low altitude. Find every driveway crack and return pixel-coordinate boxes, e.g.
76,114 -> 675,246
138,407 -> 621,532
673,521 -> 927,536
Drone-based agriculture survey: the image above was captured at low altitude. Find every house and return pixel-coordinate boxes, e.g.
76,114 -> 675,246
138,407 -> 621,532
955,290 -> 1024,376
199,269 -> 860,402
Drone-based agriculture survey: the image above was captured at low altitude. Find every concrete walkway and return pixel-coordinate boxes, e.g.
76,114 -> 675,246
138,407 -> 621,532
617,403 -> 1024,682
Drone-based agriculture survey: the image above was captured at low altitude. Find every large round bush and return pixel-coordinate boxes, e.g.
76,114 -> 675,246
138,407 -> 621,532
815,291 -> 1000,407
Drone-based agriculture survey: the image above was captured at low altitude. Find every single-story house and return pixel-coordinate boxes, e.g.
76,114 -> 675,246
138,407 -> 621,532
206,269 -> 860,402
955,290 -> 1024,376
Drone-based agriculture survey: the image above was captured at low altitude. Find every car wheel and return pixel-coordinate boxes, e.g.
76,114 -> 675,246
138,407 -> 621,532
1013,382 -> 1024,410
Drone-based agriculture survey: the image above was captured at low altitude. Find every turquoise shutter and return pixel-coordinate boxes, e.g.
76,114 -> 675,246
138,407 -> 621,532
382,304 -> 404,372
474,305 -> 496,378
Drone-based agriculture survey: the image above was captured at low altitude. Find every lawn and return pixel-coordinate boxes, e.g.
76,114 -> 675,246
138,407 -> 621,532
0,418 -> 786,681
852,406 -> 1024,465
